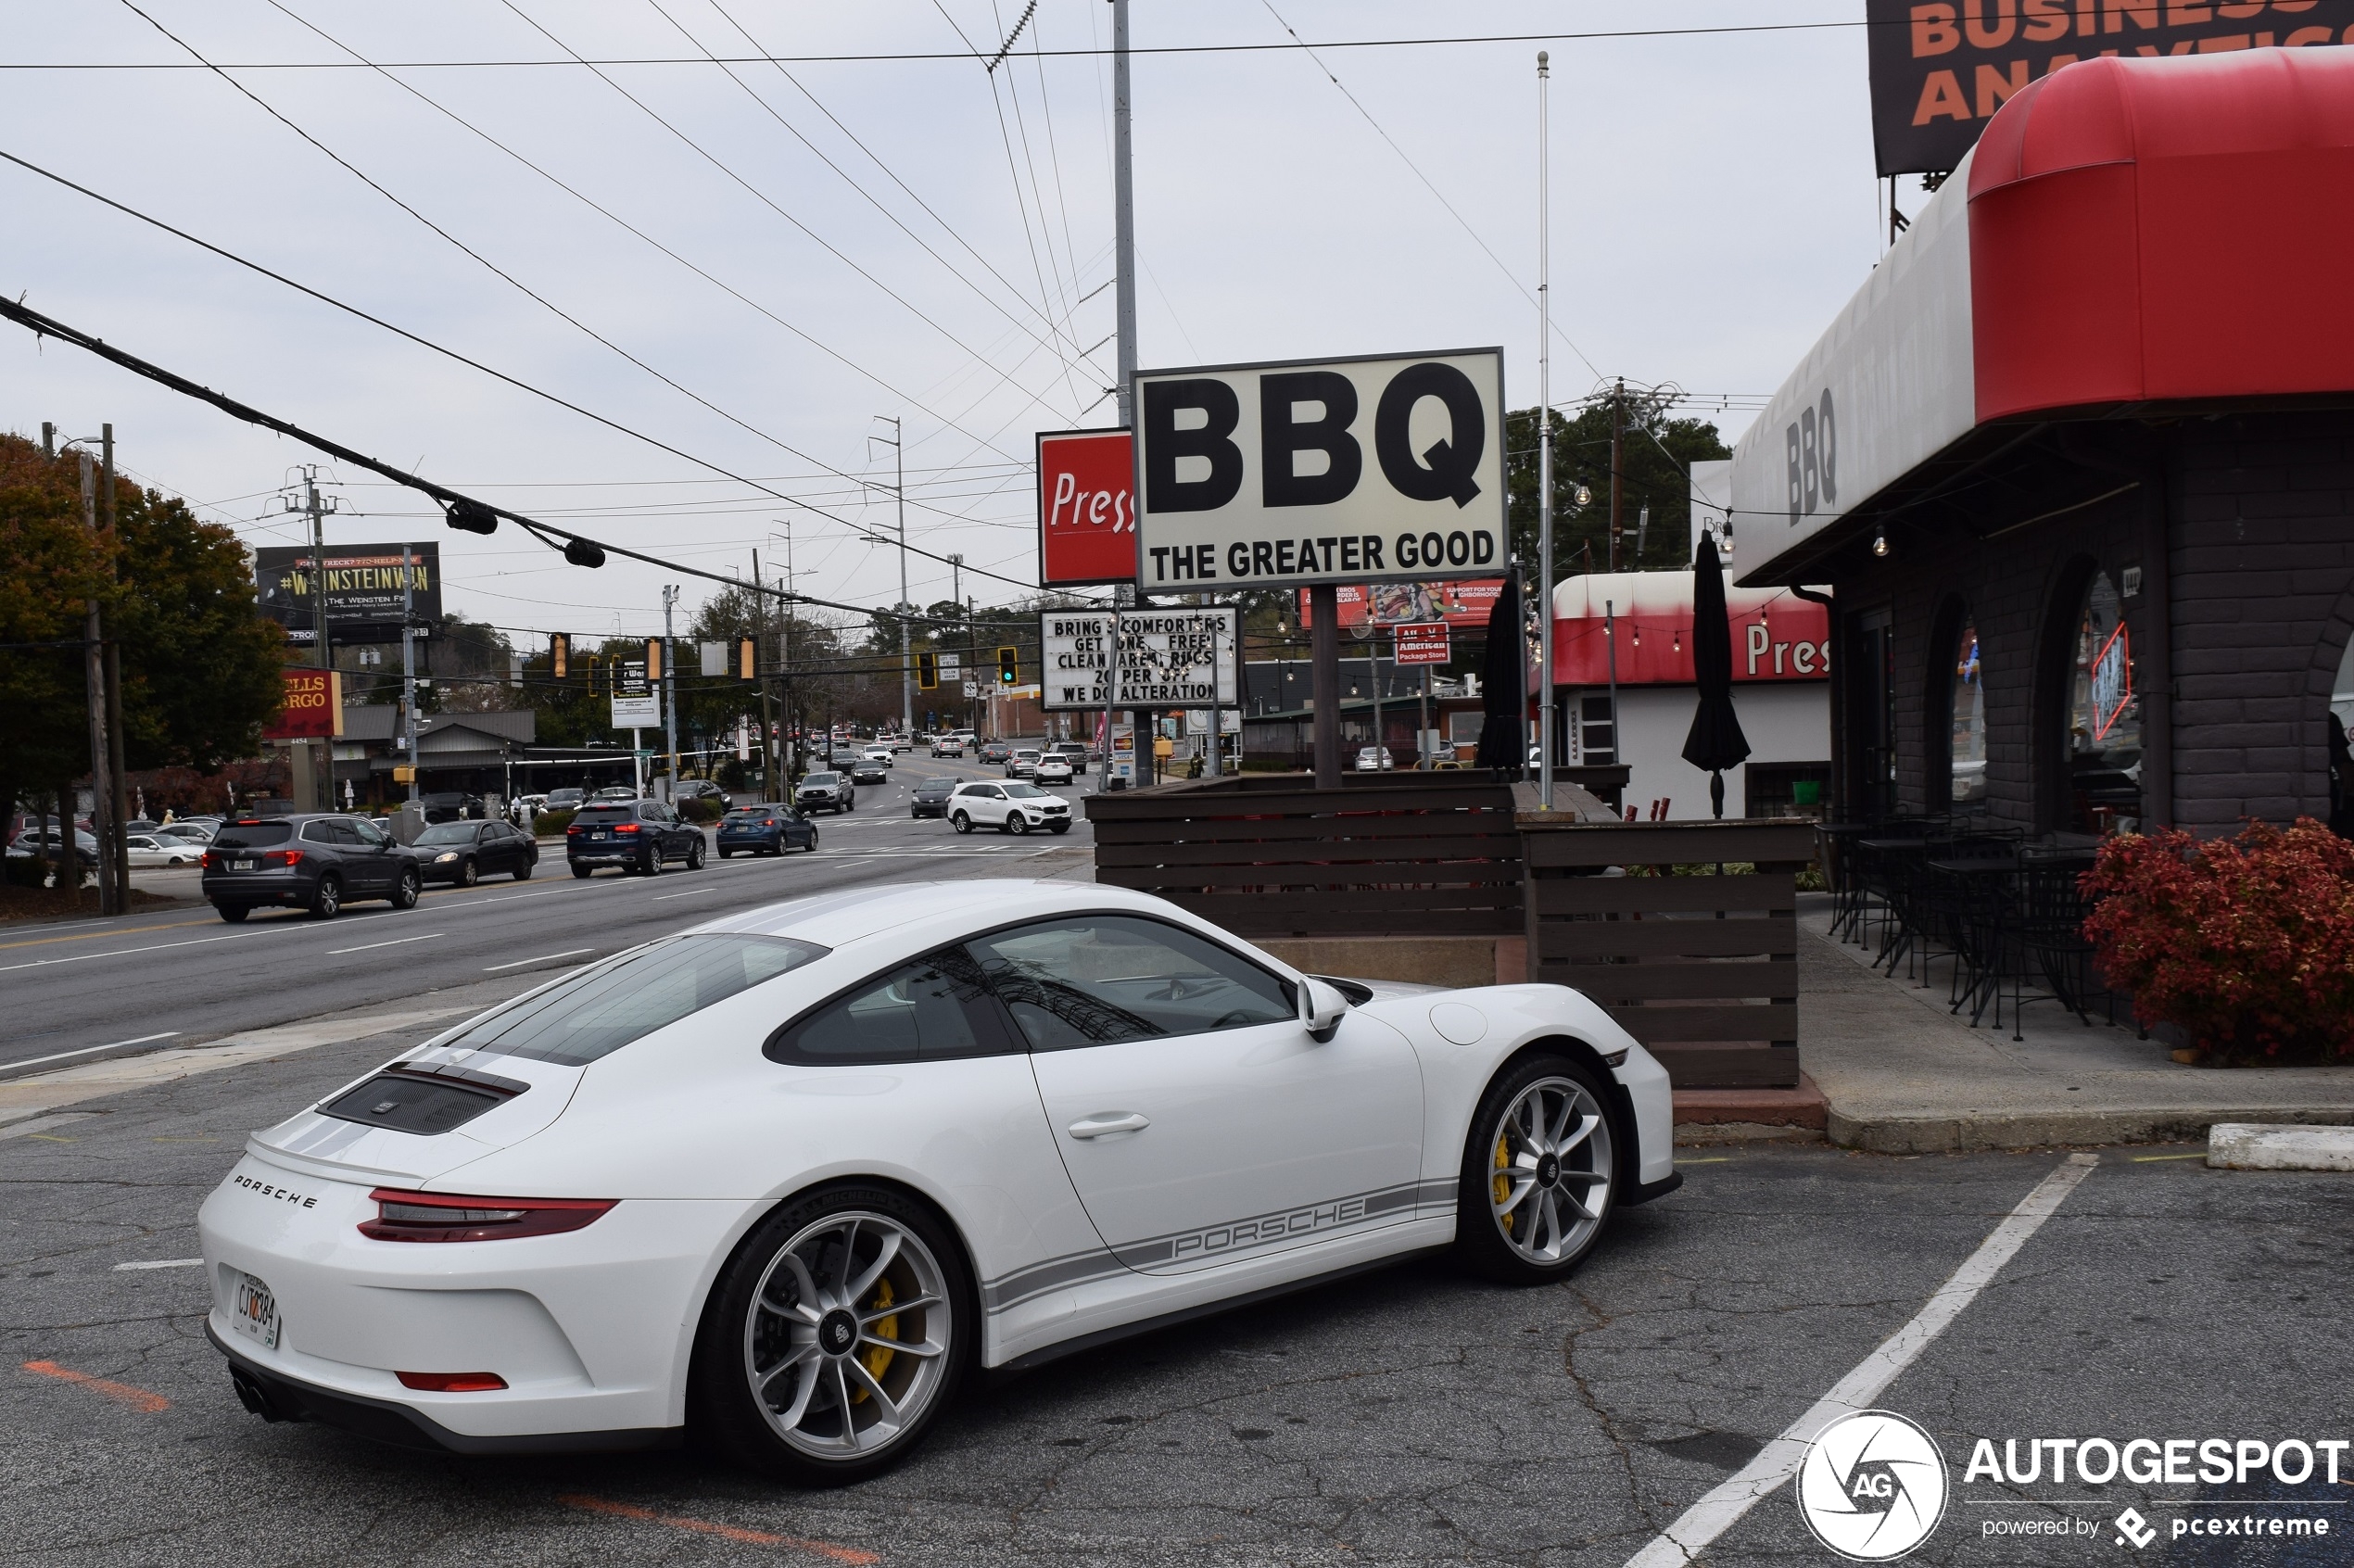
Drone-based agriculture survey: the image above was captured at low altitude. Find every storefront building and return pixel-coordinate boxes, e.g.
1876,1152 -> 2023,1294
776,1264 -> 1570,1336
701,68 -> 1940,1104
1732,48 -> 2354,838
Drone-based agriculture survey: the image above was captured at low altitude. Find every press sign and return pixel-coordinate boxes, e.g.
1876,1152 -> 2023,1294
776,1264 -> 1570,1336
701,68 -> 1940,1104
1133,348 -> 1506,590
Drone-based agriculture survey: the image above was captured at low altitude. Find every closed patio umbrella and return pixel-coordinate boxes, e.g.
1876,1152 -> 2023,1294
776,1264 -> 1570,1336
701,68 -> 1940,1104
1474,572 -> 1525,777
1681,533 -> 1751,817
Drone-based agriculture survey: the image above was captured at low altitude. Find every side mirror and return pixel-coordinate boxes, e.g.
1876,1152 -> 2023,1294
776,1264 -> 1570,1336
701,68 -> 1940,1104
1303,978 -> 1349,1043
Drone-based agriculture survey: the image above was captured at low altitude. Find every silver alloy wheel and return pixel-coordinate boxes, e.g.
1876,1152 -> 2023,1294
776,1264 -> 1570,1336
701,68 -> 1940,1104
742,1210 -> 952,1461
1487,1075 -> 1613,1266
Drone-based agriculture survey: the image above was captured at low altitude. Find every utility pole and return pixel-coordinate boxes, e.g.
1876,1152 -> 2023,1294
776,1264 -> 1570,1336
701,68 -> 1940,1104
280,467 -> 340,811
1609,378 -> 1626,574
101,426 -> 129,897
753,550 -> 778,794
79,449 -> 117,916
872,416 -> 913,740
661,584 -> 680,803
400,542 -> 419,803
1537,50 -> 1556,809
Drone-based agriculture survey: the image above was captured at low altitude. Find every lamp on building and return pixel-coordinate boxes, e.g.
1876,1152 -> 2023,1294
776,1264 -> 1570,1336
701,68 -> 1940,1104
1873,527 -> 1890,558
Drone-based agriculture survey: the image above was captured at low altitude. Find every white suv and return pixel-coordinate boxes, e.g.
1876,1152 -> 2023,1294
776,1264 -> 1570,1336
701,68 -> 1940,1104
947,781 -> 1071,836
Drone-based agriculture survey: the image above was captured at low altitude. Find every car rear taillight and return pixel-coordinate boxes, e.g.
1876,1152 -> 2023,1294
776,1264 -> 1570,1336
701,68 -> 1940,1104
359,1188 -> 616,1243
200,851 -> 216,870
614,823 -> 641,834
262,849 -> 304,868
396,1371 -> 508,1392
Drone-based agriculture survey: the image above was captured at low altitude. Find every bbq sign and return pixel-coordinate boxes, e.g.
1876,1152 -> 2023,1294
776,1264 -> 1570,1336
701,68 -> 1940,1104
1133,348 -> 1506,591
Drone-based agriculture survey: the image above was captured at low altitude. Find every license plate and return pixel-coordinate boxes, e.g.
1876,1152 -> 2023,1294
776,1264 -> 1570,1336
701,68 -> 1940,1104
233,857 -> 257,871
590,829 -> 608,840
229,1269 -> 280,1350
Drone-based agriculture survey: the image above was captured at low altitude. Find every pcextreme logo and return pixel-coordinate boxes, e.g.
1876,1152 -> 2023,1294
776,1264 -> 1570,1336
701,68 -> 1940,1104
1795,1410 -> 1950,1562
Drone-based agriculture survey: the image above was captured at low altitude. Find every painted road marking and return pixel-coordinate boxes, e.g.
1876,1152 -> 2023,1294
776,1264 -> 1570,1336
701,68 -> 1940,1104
0,915 -> 221,953
21,1359 -> 170,1413
113,1258 -> 204,1271
1622,1154 -> 2101,1568
558,1494 -> 878,1562
0,1033 -> 181,1075
651,887 -> 722,901
0,1113 -> 98,1141
324,932 -> 443,955
484,948 -> 597,972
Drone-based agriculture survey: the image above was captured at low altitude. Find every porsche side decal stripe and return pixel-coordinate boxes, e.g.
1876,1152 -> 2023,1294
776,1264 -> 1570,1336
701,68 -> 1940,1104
983,1178 -> 1455,1314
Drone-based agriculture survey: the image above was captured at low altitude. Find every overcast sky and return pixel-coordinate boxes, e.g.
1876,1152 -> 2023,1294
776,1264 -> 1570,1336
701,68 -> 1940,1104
3,1 -> 1892,640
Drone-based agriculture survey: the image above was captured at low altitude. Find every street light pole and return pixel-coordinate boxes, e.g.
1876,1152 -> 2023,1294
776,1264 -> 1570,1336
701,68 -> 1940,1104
1537,50 -> 1556,811
661,584 -> 680,803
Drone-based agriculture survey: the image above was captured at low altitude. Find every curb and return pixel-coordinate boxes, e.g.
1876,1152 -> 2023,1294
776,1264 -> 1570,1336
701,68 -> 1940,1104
1826,1105 -> 2354,1155
2208,1122 -> 2354,1171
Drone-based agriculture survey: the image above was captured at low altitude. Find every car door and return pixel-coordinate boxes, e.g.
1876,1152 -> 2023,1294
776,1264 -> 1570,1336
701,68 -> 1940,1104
475,822 -> 511,874
962,785 -> 1006,827
979,914 -> 1424,1276
344,816 -> 396,891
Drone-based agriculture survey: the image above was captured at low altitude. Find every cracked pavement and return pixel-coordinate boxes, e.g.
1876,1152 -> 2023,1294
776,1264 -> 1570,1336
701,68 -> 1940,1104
4,943 -> 2349,1564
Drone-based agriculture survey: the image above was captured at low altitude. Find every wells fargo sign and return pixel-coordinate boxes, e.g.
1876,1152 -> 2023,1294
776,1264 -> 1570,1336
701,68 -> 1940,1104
262,668 -> 344,740
1867,0 -> 2354,174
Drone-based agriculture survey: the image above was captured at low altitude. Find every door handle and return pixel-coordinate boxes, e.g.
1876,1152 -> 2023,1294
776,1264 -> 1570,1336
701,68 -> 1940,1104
1067,1112 -> 1150,1140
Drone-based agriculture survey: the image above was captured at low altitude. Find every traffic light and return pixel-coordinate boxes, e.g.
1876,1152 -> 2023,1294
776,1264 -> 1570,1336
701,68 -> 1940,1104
735,636 -> 757,680
917,651 -> 938,690
997,646 -> 1019,686
550,632 -> 569,679
444,498 -> 498,535
645,637 -> 664,683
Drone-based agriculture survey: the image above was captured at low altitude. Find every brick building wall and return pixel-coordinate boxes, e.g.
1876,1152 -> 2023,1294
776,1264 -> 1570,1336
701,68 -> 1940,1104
1830,411 -> 2354,836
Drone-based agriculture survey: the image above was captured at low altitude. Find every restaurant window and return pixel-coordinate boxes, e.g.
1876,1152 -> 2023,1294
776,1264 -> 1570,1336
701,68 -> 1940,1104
1579,694 -> 1616,765
1950,618 -> 1986,809
2330,635 -> 2354,838
2065,571 -> 2141,834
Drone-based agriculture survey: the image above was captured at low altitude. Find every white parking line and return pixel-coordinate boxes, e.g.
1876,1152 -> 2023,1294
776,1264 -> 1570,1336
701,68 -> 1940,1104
482,948 -> 597,972
0,1033 -> 181,1075
1621,1154 -> 2101,1568
113,1258 -> 204,1271
324,932 -> 442,955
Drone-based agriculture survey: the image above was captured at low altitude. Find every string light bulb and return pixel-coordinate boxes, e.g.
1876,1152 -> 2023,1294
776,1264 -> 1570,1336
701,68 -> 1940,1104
1872,527 -> 1890,558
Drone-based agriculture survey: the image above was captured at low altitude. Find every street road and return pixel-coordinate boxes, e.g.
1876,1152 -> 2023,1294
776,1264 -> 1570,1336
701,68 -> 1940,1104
0,754 -> 1091,1072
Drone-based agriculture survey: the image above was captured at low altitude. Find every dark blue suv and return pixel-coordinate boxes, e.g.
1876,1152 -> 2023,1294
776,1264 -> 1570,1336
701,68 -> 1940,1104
715,803 -> 819,857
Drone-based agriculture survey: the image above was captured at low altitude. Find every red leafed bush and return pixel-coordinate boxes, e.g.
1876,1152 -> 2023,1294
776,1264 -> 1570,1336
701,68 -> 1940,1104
2080,818 -> 2354,1065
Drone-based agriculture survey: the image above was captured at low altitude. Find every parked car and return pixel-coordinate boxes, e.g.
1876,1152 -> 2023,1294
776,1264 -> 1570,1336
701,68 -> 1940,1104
673,780 -> 729,807
930,737 -> 965,758
979,742 -> 1012,765
158,819 -> 217,845
6,827 -> 100,866
411,820 -> 539,886
1005,748 -> 1043,779
591,787 -> 639,804
1355,746 -> 1396,772
716,804 -> 818,857
197,879 -> 1675,1480
564,800 -> 704,878
419,791 -> 487,824
909,776 -> 959,818
200,815 -> 421,921
793,772 -> 855,815
545,788 -> 588,811
947,780 -> 1071,835
1033,754 -> 1075,787
848,757 -> 889,787
1050,741 -> 1090,775
124,831 -> 207,867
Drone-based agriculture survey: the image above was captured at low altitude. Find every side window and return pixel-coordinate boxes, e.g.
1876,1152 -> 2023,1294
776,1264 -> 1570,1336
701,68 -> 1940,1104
350,818 -> 389,847
299,820 -> 338,845
766,947 -> 1018,1065
967,916 -> 1298,1052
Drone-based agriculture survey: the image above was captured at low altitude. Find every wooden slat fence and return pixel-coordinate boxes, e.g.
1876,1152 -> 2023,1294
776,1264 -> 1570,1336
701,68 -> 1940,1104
1522,818 -> 1817,1089
1084,772 -> 1524,937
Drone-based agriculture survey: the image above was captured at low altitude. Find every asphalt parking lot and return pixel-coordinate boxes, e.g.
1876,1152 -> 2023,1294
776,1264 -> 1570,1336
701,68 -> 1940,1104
6,1006 -> 2347,1568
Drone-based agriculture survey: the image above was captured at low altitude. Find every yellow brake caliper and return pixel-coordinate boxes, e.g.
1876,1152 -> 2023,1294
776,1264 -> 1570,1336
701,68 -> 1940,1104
851,1276 -> 897,1402
1493,1132 -> 1514,1234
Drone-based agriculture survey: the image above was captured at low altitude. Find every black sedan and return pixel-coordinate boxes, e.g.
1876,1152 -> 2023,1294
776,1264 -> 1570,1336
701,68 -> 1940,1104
715,804 -> 820,857
410,819 -> 538,885
848,757 -> 889,787
909,776 -> 958,818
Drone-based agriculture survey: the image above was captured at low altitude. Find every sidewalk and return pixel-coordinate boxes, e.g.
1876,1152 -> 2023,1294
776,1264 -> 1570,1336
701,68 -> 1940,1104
1794,892 -> 2354,1152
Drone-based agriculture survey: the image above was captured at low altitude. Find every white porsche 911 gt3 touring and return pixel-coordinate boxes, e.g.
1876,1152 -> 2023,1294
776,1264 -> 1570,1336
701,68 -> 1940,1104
200,879 -> 1678,1483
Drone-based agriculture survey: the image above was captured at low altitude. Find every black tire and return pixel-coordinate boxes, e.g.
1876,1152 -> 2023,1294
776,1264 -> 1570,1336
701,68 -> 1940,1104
804,832 -> 819,853
688,1183 -> 974,1486
390,867 -> 421,911
639,846 -> 659,877
215,904 -> 249,923
515,858 -> 534,880
571,862 -> 593,879
456,856 -> 479,889
1007,815 -> 1031,836
686,838 -> 705,870
308,873 -> 343,920
950,812 -> 971,835
1452,1054 -> 1620,1285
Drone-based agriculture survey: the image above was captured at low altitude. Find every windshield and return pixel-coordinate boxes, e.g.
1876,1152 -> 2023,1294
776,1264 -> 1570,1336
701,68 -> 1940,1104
803,773 -> 839,786
440,933 -> 830,1066
413,823 -> 480,845
917,779 -> 954,794
1004,783 -> 1050,800
213,823 -> 293,849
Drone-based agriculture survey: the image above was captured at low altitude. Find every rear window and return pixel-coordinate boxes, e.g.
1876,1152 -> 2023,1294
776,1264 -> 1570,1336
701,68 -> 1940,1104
573,805 -> 636,825
212,823 -> 293,849
439,934 -> 831,1066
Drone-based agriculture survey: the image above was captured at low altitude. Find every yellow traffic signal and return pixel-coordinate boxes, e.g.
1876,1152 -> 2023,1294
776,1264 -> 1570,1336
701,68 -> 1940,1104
645,637 -> 664,683
550,632 -> 569,679
997,646 -> 1019,686
735,636 -> 757,680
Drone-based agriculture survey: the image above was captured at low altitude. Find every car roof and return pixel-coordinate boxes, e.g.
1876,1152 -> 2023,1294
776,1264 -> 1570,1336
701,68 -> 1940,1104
690,879 -> 1224,961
